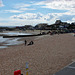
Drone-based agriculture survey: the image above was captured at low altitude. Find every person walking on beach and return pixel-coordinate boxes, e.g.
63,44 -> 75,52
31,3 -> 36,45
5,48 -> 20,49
24,40 -> 27,46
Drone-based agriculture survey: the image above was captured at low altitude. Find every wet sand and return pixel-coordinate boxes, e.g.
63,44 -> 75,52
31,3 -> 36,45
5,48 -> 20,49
0,33 -> 75,75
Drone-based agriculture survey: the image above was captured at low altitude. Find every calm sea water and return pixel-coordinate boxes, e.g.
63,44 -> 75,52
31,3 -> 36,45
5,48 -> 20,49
0,32 -> 32,35
0,32 -> 32,49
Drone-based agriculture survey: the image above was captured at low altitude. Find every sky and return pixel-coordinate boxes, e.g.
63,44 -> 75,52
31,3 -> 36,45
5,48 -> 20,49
0,0 -> 75,26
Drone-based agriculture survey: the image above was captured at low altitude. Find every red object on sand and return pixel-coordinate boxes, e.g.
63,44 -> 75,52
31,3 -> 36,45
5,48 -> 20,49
14,70 -> 21,75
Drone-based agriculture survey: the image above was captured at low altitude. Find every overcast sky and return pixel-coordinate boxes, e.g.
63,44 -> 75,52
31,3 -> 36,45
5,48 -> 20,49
0,0 -> 75,26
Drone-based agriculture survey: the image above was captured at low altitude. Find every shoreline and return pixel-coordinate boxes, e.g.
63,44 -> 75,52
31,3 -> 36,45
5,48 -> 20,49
0,31 -> 41,49
0,33 -> 75,75
0,36 -> 37,49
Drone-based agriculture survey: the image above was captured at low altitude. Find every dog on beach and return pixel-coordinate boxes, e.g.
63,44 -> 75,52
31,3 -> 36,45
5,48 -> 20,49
27,41 -> 34,46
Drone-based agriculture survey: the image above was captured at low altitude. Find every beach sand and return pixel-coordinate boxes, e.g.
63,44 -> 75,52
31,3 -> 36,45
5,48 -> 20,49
0,33 -> 75,75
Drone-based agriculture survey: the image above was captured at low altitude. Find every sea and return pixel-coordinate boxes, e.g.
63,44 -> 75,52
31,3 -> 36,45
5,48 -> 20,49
0,32 -> 32,49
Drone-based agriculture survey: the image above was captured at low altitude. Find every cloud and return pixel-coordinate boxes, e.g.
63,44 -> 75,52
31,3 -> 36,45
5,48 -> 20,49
34,0 -> 75,11
20,8 -> 36,11
10,12 -> 75,21
30,1 -> 36,4
0,0 -> 4,7
0,12 -> 75,26
72,17 -> 75,21
14,3 -> 31,9
13,3 -> 36,12
9,12 -> 75,26
4,10 -> 23,13
10,13 -> 44,20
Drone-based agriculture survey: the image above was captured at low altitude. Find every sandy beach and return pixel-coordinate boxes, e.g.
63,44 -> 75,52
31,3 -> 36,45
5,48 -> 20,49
0,33 -> 75,75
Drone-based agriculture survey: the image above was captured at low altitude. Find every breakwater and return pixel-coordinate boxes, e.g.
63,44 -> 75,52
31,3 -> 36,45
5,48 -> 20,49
3,34 -> 43,38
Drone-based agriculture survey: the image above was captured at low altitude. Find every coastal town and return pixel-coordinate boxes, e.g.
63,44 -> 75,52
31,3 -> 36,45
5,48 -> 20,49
0,20 -> 75,34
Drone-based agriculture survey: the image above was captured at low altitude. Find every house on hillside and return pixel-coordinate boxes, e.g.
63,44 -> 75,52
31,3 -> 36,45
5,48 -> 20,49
44,25 -> 53,30
34,23 -> 48,30
24,25 -> 34,30
16,26 -> 26,30
50,20 -> 70,30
